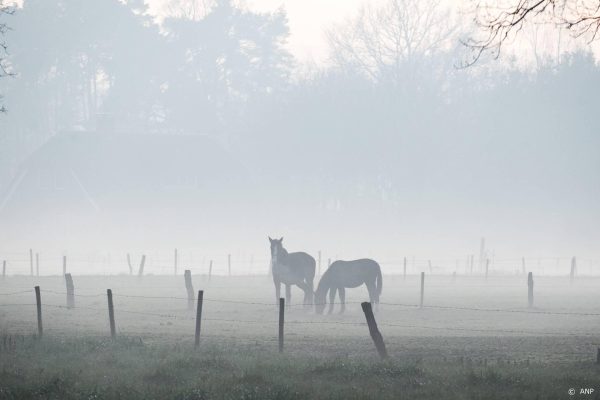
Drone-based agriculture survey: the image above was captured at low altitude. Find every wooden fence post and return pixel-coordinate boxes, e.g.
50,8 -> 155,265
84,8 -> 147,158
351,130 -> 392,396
570,257 -> 576,284
527,272 -> 534,308
127,254 -> 133,275
2,260 -> 5,278
361,302 -> 388,359
195,290 -> 203,348
208,260 -> 213,281
278,297 -> 285,353
403,257 -> 407,280
65,273 -> 75,309
62,255 -> 67,276
35,286 -> 42,338
174,248 -> 178,276
420,272 -> 425,308
29,249 -> 33,276
184,270 -> 194,310
107,289 -> 116,339
470,255 -> 474,274
137,255 -> 146,277
485,259 -> 489,281
36,253 -> 39,276
228,254 -> 231,276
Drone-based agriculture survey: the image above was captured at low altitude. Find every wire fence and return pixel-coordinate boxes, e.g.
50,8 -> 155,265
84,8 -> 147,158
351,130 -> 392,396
1,249 -> 599,276
1,286 -> 600,344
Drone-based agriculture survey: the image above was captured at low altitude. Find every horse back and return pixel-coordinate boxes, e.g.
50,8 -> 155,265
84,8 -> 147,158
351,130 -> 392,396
287,252 -> 316,274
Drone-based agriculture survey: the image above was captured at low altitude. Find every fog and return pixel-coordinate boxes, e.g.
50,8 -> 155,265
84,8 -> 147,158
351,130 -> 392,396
0,0 -> 599,274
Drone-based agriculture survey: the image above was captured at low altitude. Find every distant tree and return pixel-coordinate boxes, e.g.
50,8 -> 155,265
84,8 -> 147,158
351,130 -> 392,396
6,0 -> 164,132
465,0 -> 600,64
0,1 -> 14,112
326,0 -> 457,85
161,0 -> 292,135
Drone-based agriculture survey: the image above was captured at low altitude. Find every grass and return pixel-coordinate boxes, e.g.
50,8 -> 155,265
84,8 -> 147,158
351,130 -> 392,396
0,334 -> 597,399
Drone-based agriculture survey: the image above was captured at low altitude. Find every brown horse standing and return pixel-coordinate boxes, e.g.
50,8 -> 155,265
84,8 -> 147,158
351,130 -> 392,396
269,237 -> 315,307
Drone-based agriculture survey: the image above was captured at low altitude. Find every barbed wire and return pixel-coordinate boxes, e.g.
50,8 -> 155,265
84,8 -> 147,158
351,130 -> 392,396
4,288 -> 600,317
0,290 -> 32,296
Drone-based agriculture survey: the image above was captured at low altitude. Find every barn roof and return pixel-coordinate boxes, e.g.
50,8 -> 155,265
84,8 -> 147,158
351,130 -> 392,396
0,131 -> 251,217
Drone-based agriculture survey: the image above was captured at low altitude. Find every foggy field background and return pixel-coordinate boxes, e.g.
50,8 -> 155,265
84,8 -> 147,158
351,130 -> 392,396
0,0 -> 599,260
2,273 -> 600,398
1,0 -> 600,398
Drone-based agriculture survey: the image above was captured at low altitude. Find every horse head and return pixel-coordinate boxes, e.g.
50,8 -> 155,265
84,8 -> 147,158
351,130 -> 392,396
268,236 -> 284,264
314,290 -> 326,314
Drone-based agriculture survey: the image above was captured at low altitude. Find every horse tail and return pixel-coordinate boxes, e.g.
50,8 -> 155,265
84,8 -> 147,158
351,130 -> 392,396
375,262 -> 383,302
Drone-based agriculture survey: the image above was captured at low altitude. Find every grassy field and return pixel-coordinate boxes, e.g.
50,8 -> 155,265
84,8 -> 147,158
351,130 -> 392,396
1,274 -> 599,398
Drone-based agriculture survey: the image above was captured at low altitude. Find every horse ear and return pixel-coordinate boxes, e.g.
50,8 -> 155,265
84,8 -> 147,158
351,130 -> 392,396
268,236 -> 273,242
279,237 -> 283,242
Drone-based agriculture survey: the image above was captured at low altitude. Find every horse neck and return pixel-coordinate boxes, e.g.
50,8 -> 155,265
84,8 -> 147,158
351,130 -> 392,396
277,247 -> 289,263
315,272 -> 331,297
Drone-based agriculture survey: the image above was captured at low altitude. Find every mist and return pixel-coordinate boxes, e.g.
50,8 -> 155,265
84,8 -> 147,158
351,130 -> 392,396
0,1 -> 599,398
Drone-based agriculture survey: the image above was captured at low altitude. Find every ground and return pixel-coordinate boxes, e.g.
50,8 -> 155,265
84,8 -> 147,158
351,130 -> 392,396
0,274 -> 599,399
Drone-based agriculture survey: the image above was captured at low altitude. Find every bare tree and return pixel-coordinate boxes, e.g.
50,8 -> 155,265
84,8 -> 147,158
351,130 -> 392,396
0,1 -> 15,112
163,0 -> 214,20
464,0 -> 600,64
326,0 -> 456,84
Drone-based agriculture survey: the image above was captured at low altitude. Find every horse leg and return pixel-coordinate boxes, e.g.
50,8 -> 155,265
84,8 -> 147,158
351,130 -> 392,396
338,287 -> 346,314
285,284 -> 291,308
296,281 -> 311,309
274,279 -> 281,305
365,282 -> 377,312
328,287 -> 337,314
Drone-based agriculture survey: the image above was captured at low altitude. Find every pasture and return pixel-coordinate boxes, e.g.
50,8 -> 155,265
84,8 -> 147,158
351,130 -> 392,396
1,272 -> 599,399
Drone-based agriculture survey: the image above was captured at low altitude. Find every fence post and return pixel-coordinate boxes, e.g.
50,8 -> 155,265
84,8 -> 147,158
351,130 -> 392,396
35,286 -> 42,338
174,248 -> 178,276
361,302 -> 388,359
570,257 -> 576,284
195,290 -> 203,348
127,254 -> 133,275
228,254 -> 231,276
65,273 -> 75,309
62,255 -> 67,276
403,257 -> 407,280
29,249 -> 33,276
470,255 -> 474,274
137,255 -> 146,277
2,260 -> 5,278
278,297 -> 285,353
485,259 -> 489,281
527,272 -> 534,308
420,272 -> 425,308
208,260 -> 213,281
184,270 -> 194,310
107,289 -> 116,339
36,253 -> 39,277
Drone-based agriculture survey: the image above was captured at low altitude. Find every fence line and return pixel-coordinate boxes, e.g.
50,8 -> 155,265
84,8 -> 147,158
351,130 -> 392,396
2,287 -> 600,317
2,301 -> 595,338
